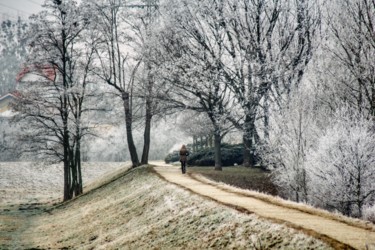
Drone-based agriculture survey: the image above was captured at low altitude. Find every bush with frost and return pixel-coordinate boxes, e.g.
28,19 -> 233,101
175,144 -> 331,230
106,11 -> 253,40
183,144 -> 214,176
306,107 -> 375,218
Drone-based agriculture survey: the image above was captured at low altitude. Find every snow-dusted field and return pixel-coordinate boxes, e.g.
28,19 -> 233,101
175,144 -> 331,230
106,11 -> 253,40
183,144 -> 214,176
0,162 -> 130,204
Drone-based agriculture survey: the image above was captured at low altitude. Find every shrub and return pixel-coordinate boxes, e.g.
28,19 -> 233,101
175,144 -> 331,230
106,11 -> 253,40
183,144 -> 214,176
164,144 -> 263,167
164,150 -> 180,163
187,144 -> 244,167
363,205 -> 375,223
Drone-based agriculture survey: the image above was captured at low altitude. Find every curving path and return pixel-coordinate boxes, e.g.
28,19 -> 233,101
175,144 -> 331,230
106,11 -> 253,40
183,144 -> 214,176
151,162 -> 375,250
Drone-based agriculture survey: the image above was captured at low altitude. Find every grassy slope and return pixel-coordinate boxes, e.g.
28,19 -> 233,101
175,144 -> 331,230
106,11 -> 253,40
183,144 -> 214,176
1,166 -> 332,249
188,166 -> 278,196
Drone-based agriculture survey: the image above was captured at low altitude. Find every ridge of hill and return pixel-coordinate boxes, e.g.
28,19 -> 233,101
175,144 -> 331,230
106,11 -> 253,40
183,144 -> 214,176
0,165 -> 331,249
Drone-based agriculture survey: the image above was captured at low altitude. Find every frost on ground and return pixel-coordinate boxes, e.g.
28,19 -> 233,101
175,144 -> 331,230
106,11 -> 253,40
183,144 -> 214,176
0,162 -> 130,204
1,166 -> 333,249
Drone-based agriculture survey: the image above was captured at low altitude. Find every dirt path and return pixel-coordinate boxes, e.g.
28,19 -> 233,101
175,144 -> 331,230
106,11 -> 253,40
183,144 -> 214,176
152,162 -> 375,250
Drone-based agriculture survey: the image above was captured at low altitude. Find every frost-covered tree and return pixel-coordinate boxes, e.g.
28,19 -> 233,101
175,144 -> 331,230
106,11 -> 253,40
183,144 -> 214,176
307,107 -> 375,217
154,0 -> 320,166
219,0 -> 321,167
260,86 -> 318,202
88,0 -> 148,167
153,0 -> 321,169
124,0 -> 161,165
325,0 -> 375,116
155,0 -> 238,170
0,18 -> 28,95
178,112 -> 215,141
15,0 -> 94,201
0,116 -> 20,161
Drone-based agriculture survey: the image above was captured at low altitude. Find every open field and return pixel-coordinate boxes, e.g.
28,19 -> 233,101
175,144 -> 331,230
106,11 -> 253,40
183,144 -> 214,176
0,163 -> 333,249
0,162 -> 130,205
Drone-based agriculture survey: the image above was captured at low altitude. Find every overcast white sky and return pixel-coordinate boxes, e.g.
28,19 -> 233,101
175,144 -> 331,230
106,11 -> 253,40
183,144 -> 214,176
0,0 -> 45,19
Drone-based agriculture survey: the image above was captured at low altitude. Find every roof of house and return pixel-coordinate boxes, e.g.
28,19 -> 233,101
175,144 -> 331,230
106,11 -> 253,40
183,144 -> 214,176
16,64 -> 56,82
0,92 -> 18,102
0,92 -> 18,115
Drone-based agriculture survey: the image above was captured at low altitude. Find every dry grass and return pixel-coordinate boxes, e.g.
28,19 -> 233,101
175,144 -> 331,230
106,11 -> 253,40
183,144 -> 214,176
1,165 -> 332,249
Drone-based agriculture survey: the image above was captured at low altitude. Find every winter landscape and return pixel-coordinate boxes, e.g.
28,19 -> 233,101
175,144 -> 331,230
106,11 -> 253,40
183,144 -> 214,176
1,0 -> 375,249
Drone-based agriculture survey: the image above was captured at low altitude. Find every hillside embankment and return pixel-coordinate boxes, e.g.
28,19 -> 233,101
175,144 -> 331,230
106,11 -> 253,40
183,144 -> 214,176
1,164 -> 332,249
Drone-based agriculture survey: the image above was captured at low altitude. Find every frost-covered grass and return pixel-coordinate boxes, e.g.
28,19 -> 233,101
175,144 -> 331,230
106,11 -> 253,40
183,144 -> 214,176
0,165 -> 332,249
0,162 -> 130,204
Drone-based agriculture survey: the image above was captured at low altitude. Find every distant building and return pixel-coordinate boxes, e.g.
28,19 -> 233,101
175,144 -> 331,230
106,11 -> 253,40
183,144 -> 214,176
0,92 -> 18,114
0,64 -> 56,115
16,64 -> 56,85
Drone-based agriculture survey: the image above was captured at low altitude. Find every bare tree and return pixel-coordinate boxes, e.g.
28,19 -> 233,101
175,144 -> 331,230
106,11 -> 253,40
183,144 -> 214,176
220,0 -> 321,167
15,0 -> 93,201
156,0 -> 321,168
124,0 -> 160,165
260,86 -> 318,202
326,0 -> 375,116
90,0 -> 141,167
155,0 -> 238,170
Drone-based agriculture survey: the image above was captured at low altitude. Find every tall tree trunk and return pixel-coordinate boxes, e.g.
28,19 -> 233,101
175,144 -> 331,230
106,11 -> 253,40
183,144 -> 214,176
63,158 -> 70,201
69,148 -> 77,198
264,91 -> 270,140
77,147 -> 83,195
214,128 -> 222,171
64,144 -> 73,201
74,140 -> 83,196
243,114 -> 255,168
243,134 -> 252,168
141,61 -> 154,165
371,85 -> 375,116
62,12 -> 72,201
122,91 -> 140,167
75,116 -> 83,195
63,110 -> 72,201
141,99 -> 152,164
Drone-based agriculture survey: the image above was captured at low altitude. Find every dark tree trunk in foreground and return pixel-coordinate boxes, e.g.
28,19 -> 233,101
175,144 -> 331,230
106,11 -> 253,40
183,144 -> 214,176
74,140 -> 83,196
63,158 -> 71,201
243,114 -> 256,168
122,92 -> 140,168
243,135 -> 255,168
141,98 -> 152,164
214,130 -> 222,171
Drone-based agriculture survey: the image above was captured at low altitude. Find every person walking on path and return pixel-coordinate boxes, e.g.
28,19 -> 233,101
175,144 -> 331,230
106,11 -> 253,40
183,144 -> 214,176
179,145 -> 189,174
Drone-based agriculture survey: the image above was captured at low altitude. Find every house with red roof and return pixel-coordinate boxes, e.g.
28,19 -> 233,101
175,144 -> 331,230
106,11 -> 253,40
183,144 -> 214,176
16,64 -> 57,84
0,64 -> 56,115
